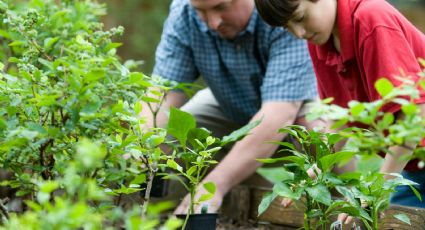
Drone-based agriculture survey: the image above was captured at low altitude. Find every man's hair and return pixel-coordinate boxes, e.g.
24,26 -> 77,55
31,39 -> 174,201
254,0 -> 300,27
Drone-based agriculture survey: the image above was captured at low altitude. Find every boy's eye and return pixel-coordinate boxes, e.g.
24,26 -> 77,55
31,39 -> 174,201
294,15 -> 304,23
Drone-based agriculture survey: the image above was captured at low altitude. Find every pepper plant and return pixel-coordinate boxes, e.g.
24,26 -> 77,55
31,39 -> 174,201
256,62 -> 425,229
257,125 -> 366,230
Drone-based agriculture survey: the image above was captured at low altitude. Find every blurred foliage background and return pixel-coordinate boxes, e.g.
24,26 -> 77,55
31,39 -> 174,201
102,0 -> 425,75
103,0 -> 172,74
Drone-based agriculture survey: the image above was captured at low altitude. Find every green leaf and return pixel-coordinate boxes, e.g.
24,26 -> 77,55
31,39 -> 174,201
8,40 -> 24,47
43,37 -> 60,51
166,159 -> 183,173
0,29 -> 11,39
319,151 -> 355,172
221,119 -> 261,146
256,156 -> 305,166
331,118 -> 349,130
197,182 -> 216,202
379,113 -> 394,127
167,107 -> 196,148
350,102 -> 365,117
188,127 -> 211,149
375,78 -> 394,97
394,213 -> 411,225
134,101 -> 143,115
203,182 -> 216,194
76,138 -> 106,169
401,104 -> 418,115
273,183 -> 302,200
130,174 -> 146,185
186,166 -> 196,177
306,184 -> 332,206
85,69 -> 106,82
257,167 -> 294,183
266,141 -> 295,150
258,192 -> 277,216
104,42 -> 122,52
39,181 -> 59,193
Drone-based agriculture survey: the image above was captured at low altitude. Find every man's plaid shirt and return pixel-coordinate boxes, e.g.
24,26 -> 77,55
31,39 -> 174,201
153,0 -> 317,124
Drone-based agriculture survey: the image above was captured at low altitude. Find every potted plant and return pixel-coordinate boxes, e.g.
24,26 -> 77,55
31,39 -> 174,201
163,107 -> 260,230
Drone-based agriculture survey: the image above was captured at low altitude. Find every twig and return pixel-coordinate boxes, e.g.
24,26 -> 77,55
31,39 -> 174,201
0,198 -> 10,224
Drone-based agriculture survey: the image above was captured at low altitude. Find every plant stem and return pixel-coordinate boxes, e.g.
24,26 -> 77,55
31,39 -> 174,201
0,199 -> 9,224
304,196 -> 312,230
141,171 -> 155,219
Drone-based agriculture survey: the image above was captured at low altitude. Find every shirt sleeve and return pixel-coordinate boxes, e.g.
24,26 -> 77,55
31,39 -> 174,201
261,29 -> 318,102
360,26 -> 425,113
152,1 -> 198,83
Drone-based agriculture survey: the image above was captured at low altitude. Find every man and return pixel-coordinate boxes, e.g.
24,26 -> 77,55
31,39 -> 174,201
143,0 -> 318,214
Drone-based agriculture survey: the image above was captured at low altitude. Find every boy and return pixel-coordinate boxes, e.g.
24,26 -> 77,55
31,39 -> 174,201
254,0 -> 425,213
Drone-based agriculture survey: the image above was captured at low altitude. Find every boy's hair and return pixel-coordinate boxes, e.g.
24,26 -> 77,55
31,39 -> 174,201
254,0 -> 300,27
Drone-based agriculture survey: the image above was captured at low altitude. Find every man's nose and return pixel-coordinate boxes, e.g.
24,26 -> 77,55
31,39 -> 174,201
206,12 -> 221,30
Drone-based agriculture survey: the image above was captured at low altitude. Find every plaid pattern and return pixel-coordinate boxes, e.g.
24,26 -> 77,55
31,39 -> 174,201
153,0 -> 317,124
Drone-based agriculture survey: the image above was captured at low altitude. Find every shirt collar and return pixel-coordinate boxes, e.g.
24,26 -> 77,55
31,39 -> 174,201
192,6 -> 258,38
316,0 -> 358,63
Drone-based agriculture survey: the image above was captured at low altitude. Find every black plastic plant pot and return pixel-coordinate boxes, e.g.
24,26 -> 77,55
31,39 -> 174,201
140,174 -> 169,198
176,213 -> 218,230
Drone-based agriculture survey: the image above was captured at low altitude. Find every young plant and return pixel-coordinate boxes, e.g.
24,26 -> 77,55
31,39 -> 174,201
163,107 -> 260,229
307,60 -> 425,164
335,171 -> 420,229
301,61 -> 425,229
257,126 -> 364,230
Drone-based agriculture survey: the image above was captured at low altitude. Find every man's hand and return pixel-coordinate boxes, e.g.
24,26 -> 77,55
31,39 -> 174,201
174,183 -> 224,214
281,164 -> 321,207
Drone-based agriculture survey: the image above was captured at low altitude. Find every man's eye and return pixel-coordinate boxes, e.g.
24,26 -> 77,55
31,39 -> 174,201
215,2 -> 230,11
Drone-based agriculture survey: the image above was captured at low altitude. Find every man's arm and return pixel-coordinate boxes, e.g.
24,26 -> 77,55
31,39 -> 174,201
174,101 -> 302,214
205,101 -> 301,194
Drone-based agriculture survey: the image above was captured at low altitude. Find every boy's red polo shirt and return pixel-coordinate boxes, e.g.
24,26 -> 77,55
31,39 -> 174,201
308,0 -> 425,171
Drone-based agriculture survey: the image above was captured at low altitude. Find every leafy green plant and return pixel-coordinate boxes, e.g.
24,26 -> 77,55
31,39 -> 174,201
257,62 -> 425,229
0,0 -> 180,228
307,60 -> 425,164
257,126 -> 363,230
163,108 -> 260,229
335,171 -> 419,229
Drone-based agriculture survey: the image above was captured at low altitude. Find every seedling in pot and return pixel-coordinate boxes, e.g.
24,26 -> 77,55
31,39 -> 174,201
163,107 -> 260,230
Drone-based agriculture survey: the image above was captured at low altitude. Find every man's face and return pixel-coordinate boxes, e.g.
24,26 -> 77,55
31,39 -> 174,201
285,0 -> 337,45
190,0 -> 255,39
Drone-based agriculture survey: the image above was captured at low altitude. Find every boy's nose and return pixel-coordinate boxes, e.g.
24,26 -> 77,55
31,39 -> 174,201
292,25 -> 306,39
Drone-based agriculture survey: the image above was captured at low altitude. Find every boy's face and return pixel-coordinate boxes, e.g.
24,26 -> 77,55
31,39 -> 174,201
190,0 -> 255,39
285,0 -> 337,45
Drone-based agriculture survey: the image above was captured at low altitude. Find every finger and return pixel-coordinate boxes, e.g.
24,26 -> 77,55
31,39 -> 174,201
344,216 -> 354,225
280,198 -> 293,208
306,168 -> 317,179
173,202 -> 188,215
173,195 -> 190,215
338,213 -> 348,223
